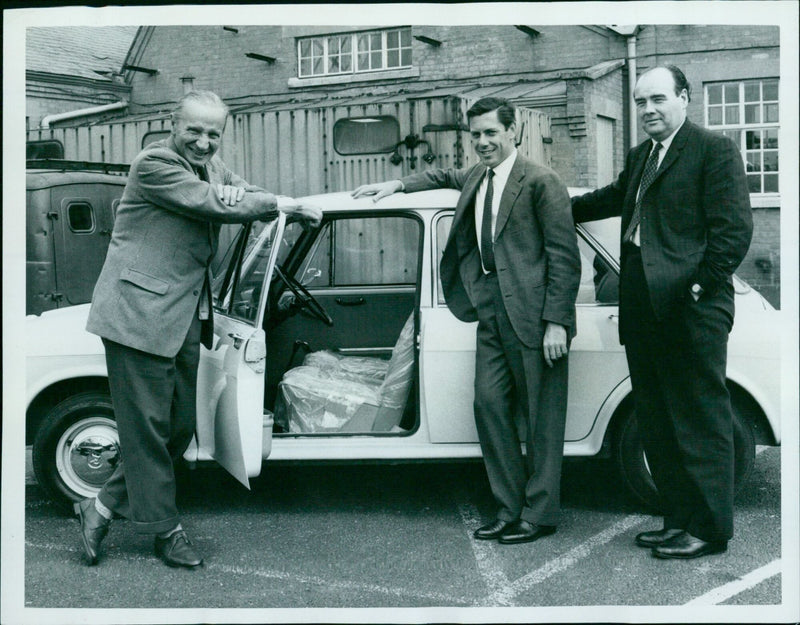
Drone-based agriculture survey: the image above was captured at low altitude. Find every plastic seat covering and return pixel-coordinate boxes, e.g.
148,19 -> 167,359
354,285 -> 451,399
275,314 -> 415,433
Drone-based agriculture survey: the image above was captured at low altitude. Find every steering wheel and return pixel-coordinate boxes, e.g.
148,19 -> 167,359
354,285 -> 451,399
273,266 -> 334,326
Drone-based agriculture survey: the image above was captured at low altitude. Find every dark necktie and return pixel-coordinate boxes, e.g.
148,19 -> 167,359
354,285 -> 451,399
481,169 -> 496,272
623,142 -> 662,244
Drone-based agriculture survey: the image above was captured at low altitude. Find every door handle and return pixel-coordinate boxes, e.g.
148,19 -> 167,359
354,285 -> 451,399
335,296 -> 366,306
608,314 -> 619,323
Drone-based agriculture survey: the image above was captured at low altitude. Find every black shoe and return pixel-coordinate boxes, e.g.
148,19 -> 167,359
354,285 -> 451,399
74,498 -> 110,565
652,531 -> 727,560
498,520 -> 557,545
635,528 -> 684,548
473,519 -> 514,540
154,530 -> 204,568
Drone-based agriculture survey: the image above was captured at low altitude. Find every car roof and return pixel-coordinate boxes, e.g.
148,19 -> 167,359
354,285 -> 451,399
299,187 -> 595,213
26,170 -> 128,190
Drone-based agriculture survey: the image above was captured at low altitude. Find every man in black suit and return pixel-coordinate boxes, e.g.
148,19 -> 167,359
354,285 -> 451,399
572,65 -> 753,559
354,97 -> 580,544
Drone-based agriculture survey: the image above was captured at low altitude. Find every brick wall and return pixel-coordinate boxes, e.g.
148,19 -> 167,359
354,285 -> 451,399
737,208 -> 781,308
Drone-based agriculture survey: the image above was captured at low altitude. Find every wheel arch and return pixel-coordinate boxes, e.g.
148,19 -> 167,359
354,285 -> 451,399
26,377 -> 110,444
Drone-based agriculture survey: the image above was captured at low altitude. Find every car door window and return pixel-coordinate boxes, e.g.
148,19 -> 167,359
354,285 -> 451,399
213,219 -> 282,323
297,215 -> 419,287
576,235 -> 619,305
434,212 -> 453,305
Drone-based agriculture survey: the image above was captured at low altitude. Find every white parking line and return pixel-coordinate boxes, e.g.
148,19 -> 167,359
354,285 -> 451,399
684,559 -> 781,605
25,540 -> 471,605
496,514 -> 650,604
458,503 -> 513,605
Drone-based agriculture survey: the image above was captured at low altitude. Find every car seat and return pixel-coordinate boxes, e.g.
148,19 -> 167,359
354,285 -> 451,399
274,313 -> 415,433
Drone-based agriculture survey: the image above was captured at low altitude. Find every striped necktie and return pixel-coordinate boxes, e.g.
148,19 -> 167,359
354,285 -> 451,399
623,142 -> 662,244
480,169 -> 496,272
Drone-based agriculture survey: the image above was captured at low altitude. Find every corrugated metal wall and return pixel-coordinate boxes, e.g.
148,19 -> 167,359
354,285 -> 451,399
28,96 -> 551,198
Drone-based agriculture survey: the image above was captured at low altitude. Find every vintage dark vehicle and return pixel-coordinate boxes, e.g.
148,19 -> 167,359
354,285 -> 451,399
25,188 -> 781,513
26,159 -> 128,316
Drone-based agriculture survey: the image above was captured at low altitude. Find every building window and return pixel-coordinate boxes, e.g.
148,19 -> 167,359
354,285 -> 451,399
298,28 -> 412,78
333,117 -> 400,155
705,79 -> 779,195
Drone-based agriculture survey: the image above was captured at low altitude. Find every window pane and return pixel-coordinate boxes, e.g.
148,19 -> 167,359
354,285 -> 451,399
762,79 -> 778,101
387,49 -> 399,67
68,203 -> 94,232
436,215 -> 453,305
334,216 -> 420,286
313,39 -> 324,55
387,30 -> 398,47
371,51 -> 381,69
708,107 -> 723,125
765,128 -> 778,148
371,33 -> 381,48
313,56 -> 323,75
744,81 -> 760,102
333,116 -> 400,155
300,40 -> 311,56
358,34 -> 369,52
342,37 -> 351,53
707,84 -> 722,105
724,83 -> 739,103
300,58 -> 311,76
747,175 -> 761,193
400,28 -> 411,46
577,237 -> 618,305
746,153 -> 761,172
341,54 -> 352,72
763,174 -> 778,193
358,51 -> 369,70
764,103 -> 779,123
763,151 -> 778,172
722,129 -> 741,149
401,48 -> 412,66
296,222 -> 331,288
724,105 -> 739,124
329,56 -> 339,73
745,130 -> 761,149
744,104 -> 759,124
224,220 -> 279,323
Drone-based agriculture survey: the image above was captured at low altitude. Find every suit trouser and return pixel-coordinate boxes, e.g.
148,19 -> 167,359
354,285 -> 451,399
472,272 -> 568,526
621,245 -> 735,542
97,314 -> 201,534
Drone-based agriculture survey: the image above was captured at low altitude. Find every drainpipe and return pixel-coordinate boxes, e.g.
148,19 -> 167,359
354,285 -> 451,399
40,100 -> 128,129
626,34 -> 638,149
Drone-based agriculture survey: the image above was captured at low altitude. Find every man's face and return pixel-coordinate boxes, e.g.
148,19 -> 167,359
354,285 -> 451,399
469,109 -> 516,169
634,68 -> 688,142
171,100 -> 227,167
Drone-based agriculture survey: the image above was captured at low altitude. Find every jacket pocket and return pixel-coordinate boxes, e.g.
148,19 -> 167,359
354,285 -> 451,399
120,267 -> 169,295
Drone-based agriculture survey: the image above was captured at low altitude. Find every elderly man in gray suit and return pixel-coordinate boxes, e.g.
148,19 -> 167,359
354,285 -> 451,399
353,97 -> 580,545
77,90 -> 321,568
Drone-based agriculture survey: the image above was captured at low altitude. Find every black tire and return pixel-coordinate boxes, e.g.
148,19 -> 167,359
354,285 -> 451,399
614,396 -> 756,513
32,392 -> 120,513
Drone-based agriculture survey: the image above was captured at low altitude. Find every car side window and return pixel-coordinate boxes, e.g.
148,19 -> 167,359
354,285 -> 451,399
67,202 -> 95,233
434,213 -> 453,306
576,235 -> 619,305
298,215 -> 419,287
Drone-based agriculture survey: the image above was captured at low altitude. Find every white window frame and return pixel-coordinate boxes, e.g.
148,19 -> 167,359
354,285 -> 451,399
704,78 -> 780,207
297,28 -> 412,79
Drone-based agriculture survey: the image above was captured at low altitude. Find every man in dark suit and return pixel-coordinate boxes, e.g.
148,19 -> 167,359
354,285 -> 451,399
353,97 -> 580,544
78,91 -> 321,568
572,65 -> 753,559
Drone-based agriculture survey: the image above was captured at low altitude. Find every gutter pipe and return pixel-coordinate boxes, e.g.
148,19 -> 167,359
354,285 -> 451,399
40,100 -> 128,129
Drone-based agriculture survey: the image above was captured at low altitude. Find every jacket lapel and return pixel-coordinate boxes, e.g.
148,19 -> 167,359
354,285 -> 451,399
494,156 -> 525,238
649,120 -> 692,186
450,165 -> 485,241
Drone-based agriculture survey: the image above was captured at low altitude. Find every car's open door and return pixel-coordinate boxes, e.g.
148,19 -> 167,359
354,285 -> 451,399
190,213 -> 286,488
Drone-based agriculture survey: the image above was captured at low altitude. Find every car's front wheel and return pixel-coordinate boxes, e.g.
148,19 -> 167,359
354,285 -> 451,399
614,397 -> 756,512
32,392 -> 120,512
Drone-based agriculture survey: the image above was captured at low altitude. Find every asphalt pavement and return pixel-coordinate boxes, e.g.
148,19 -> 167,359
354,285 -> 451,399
19,445 -> 786,619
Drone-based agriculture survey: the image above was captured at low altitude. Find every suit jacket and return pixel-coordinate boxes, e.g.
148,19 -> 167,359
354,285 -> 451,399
572,121 -> 752,332
86,140 -> 278,358
403,155 -> 580,349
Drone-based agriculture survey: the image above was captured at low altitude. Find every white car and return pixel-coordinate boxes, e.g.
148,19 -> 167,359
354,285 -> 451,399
26,188 -> 781,512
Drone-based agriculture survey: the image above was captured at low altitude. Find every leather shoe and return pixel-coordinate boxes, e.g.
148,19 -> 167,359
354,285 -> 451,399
473,519 -> 514,540
635,528 -> 684,548
154,530 -> 203,568
652,531 -> 727,559
498,520 -> 556,545
74,498 -> 110,565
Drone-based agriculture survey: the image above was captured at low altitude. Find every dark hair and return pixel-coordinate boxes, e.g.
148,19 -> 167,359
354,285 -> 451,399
663,64 -> 692,102
466,97 -> 516,129
172,90 -> 229,121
